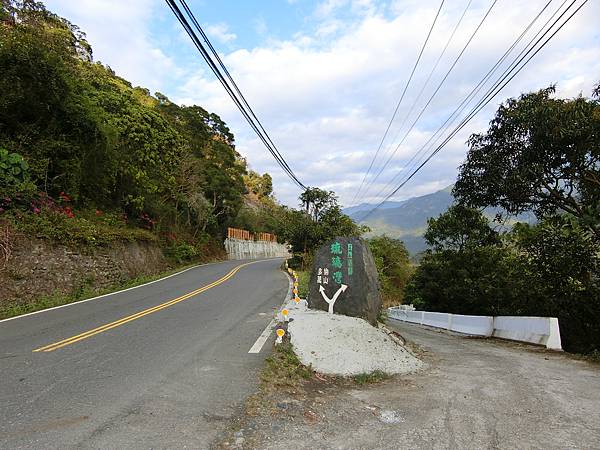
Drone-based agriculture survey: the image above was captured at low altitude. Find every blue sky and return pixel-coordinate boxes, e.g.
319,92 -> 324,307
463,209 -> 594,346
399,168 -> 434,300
44,0 -> 600,208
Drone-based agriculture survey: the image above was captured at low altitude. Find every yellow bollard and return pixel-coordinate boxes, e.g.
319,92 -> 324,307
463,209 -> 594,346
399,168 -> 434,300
275,328 -> 285,344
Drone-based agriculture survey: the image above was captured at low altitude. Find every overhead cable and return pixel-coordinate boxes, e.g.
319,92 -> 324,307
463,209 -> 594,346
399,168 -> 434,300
351,0 -> 446,204
166,0 -> 307,190
359,0 -> 588,221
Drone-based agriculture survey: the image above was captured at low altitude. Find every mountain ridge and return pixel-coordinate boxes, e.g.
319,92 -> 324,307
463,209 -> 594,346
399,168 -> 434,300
345,185 -> 535,256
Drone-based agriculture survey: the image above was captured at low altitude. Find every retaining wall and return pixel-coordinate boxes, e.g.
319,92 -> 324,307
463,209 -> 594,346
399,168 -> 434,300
224,238 -> 290,260
387,307 -> 562,350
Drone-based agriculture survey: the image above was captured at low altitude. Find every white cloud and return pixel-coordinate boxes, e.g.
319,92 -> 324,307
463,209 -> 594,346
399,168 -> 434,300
43,0 -> 600,209
43,0 -> 179,94
205,22 -> 237,44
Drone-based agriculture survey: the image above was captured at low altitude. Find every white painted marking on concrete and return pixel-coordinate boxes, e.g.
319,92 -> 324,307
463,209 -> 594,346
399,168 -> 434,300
0,262 -> 218,324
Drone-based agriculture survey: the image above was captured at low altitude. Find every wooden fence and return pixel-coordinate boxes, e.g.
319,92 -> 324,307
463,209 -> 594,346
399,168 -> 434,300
227,227 -> 277,242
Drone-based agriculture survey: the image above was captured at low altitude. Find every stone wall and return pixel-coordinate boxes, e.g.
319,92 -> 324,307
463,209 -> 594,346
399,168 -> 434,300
0,236 -> 170,308
224,238 -> 289,260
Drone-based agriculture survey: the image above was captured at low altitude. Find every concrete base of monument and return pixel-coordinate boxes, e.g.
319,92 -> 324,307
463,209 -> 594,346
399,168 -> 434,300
287,306 -> 424,376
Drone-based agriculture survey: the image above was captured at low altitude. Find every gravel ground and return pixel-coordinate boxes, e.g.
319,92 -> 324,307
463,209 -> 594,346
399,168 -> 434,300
288,308 -> 423,375
216,319 -> 600,450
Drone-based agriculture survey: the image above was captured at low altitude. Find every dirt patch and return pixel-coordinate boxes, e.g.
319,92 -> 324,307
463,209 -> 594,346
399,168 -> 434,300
214,321 -> 600,449
214,339 -> 427,450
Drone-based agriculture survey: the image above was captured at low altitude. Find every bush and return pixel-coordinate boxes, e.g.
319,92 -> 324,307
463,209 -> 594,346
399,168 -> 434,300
8,209 -> 156,247
0,148 -> 30,187
166,242 -> 198,263
405,215 -> 600,354
368,236 -> 413,308
405,246 -> 527,316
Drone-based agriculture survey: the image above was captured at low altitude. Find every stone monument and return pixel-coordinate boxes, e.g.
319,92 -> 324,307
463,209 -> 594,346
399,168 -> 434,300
308,236 -> 381,325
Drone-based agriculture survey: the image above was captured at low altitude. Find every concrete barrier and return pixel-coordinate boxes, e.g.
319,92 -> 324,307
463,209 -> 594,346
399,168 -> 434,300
224,238 -> 290,260
450,314 -> 494,336
387,308 -> 562,350
493,316 -> 562,350
422,312 -> 451,329
388,308 -> 423,324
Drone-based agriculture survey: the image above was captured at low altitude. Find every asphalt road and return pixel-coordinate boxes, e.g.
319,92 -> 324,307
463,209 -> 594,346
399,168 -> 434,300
0,258 -> 289,449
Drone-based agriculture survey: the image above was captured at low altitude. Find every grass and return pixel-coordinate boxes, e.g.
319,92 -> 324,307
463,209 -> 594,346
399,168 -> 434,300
261,341 -> 313,387
0,262 -> 200,320
296,270 -> 310,298
8,209 -> 156,248
352,370 -> 390,385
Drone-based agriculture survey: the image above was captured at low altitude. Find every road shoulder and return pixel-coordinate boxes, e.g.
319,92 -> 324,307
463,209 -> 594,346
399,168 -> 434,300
215,320 -> 600,449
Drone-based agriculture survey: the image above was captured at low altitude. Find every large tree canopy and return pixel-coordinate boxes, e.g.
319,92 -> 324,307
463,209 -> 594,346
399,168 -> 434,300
0,0 -> 248,236
454,85 -> 600,237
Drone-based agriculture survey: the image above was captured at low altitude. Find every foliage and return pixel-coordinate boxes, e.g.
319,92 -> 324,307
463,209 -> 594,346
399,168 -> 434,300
368,236 -> 413,307
454,85 -> 600,238
166,242 -> 198,264
0,1 -> 248,244
244,170 -> 273,199
299,187 -> 338,221
352,370 -> 390,385
407,101 -> 600,353
424,204 -> 500,252
0,148 -> 32,189
8,208 -> 156,247
406,210 -> 600,353
509,217 -> 600,353
405,245 -> 527,315
296,270 -> 310,298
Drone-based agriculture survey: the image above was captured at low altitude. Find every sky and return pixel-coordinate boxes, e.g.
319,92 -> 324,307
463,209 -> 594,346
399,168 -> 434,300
44,0 -> 600,208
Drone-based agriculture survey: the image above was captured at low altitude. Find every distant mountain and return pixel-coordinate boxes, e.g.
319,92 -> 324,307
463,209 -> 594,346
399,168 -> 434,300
345,185 -> 535,256
342,200 -> 407,217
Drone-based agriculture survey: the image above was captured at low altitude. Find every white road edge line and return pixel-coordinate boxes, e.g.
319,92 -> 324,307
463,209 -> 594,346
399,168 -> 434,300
248,318 -> 276,354
0,262 -> 219,324
248,268 -> 293,354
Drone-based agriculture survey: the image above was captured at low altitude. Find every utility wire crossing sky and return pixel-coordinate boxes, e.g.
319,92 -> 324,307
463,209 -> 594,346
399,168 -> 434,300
45,0 -> 600,207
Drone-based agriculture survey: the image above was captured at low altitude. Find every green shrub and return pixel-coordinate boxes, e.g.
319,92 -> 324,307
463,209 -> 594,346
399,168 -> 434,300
405,211 -> 600,354
9,209 -> 156,247
0,148 -> 30,187
166,242 -> 198,263
368,236 -> 413,308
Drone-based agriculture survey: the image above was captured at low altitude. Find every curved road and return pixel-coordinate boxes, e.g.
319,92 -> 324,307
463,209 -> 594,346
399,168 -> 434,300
0,258 -> 288,449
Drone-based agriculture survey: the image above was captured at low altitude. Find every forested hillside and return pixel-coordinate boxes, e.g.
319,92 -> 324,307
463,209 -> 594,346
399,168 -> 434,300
0,1 -> 258,254
0,1 -> 369,267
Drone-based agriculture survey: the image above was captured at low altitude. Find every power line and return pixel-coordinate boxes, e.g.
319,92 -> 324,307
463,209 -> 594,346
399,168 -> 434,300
165,0 -> 307,190
359,0 -> 588,222
377,0 -> 474,182
351,0 -> 445,204
367,0 -> 559,206
178,0 -> 300,182
358,0 -> 498,202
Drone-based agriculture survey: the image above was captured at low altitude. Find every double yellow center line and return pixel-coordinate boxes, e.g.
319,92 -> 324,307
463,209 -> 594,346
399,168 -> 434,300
34,260 -> 259,352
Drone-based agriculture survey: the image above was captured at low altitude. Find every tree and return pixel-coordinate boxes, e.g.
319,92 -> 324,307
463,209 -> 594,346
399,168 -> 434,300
509,217 -> 600,353
424,205 -> 500,252
299,187 -> 337,221
244,170 -> 273,198
454,86 -> 600,238
368,236 -> 413,307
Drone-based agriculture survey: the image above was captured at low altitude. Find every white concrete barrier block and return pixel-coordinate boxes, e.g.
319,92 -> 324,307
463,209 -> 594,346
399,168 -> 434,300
449,314 -> 494,336
546,317 -> 563,350
422,312 -> 450,329
492,316 -> 560,348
